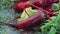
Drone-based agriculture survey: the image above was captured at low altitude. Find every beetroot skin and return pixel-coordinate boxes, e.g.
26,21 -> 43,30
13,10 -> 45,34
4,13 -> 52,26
4,10 -> 46,29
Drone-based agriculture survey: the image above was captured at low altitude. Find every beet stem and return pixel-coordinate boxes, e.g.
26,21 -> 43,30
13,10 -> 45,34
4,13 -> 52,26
29,4 -> 48,14
47,15 -> 52,20
24,9 -> 31,17
29,4 -> 52,20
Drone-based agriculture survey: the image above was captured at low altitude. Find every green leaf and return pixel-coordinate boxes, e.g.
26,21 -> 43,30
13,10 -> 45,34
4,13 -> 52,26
52,2 -> 60,11
48,27 -> 56,34
41,9 -> 60,34
26,7 -> 37,15
41,16 -> 56,30
17,7 -> 37,21
52,3 -> 59,11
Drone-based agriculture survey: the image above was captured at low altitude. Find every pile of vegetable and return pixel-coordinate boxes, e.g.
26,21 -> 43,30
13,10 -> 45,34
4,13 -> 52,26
0,0 -> 60,34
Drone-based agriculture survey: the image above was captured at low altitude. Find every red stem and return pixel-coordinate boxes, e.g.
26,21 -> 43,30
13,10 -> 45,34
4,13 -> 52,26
29,4 -> 48,14
24,9 -> 31,17
47,15 -> 52,20
29,4 -> 52,20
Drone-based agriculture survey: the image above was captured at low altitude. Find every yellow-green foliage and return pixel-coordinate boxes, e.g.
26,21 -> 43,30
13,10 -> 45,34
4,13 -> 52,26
17,7 -> 37,21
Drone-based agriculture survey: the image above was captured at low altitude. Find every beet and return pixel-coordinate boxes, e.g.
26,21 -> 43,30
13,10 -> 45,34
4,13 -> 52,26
13,0 -> 43,11
13,0 -> 59,10
4,10 -> 46,29
13,2 -> 30,10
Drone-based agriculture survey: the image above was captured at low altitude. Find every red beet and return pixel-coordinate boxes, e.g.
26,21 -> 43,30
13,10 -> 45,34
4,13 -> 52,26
4,10 -> 46,29
13,0 -> 59,10
13,1 -> 48,14
13,0 -> 43,10
13,2 -> 30,10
